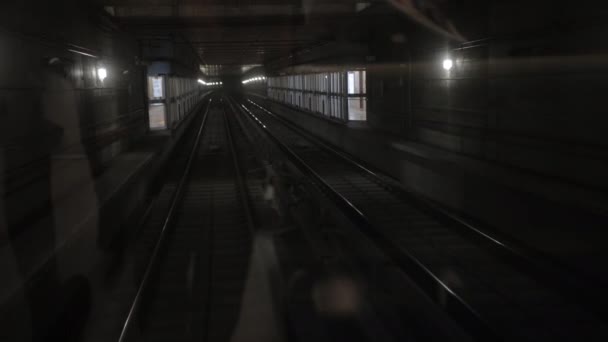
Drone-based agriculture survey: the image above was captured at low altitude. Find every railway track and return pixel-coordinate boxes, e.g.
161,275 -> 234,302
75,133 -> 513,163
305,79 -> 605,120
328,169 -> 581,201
118,98 -> 254,342
235,96 -> 608,341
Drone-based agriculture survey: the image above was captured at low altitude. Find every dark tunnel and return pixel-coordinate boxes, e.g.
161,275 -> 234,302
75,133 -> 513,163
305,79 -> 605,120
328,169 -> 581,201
1,1 -> 608,341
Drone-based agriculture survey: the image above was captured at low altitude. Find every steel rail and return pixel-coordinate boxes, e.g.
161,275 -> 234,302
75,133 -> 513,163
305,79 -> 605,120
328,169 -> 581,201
221,98 -> 257,236
245,98 -> 608,321
234,98 -> 500,341
118,98 -> 213,342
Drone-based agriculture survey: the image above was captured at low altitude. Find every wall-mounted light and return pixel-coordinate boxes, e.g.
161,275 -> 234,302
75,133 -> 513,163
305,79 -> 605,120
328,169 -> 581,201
97,67 -> 108,81
442,59 -> 453,71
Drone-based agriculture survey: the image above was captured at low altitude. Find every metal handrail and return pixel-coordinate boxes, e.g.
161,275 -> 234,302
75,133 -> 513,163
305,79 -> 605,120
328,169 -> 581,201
246,98 -> 608,320
235,99 -> 499,341
118,98 -> 213,342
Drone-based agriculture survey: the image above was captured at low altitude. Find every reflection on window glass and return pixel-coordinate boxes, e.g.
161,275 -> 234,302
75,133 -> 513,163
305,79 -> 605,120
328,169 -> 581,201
148,104 -> 167,130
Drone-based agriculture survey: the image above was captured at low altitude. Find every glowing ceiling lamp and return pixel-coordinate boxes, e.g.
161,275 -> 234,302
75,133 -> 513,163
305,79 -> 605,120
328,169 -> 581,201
442,59 -> 453,71
97,67 -> 107,82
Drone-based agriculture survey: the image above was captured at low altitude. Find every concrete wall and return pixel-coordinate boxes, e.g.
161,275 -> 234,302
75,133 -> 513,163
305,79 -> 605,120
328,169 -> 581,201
366,0 -> 608,190
0,5 -> 146,167
142,35 -> 201,78
0,3 -> 146,228
0,5 -> 153,339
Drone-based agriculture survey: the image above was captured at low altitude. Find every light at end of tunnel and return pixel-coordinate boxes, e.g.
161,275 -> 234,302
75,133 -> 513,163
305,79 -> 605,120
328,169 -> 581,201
442,59 -> 453,71
97,67 -> 107,82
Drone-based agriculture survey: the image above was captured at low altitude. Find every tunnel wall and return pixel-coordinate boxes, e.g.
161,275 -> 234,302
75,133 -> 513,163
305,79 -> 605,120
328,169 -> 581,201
0,4 -> 147,228
0,3 -> 212,334
0,3 -> 153,338
0,4 -> 146,175
366,0 -> 608,190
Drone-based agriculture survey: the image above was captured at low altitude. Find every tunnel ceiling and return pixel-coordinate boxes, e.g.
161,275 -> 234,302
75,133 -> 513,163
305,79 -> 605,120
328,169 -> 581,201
95,0 -> 367,74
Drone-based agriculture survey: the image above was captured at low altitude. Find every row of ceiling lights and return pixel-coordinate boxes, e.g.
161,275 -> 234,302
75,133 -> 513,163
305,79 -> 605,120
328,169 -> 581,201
242,76 -> 266,84
198,79 -> 222,86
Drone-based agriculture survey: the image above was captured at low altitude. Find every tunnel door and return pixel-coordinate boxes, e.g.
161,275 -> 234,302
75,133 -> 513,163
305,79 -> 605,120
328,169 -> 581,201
347,70 -> 367,121
147,75 -> 167,130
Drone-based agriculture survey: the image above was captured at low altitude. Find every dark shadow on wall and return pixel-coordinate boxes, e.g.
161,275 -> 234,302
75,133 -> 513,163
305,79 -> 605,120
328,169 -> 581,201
1,58 -> 94,341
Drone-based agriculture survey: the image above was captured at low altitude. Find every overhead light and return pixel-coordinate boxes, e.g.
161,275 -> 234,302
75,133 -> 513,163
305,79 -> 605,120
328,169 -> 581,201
442,59 -> 453,71
97,67 -> 107,82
